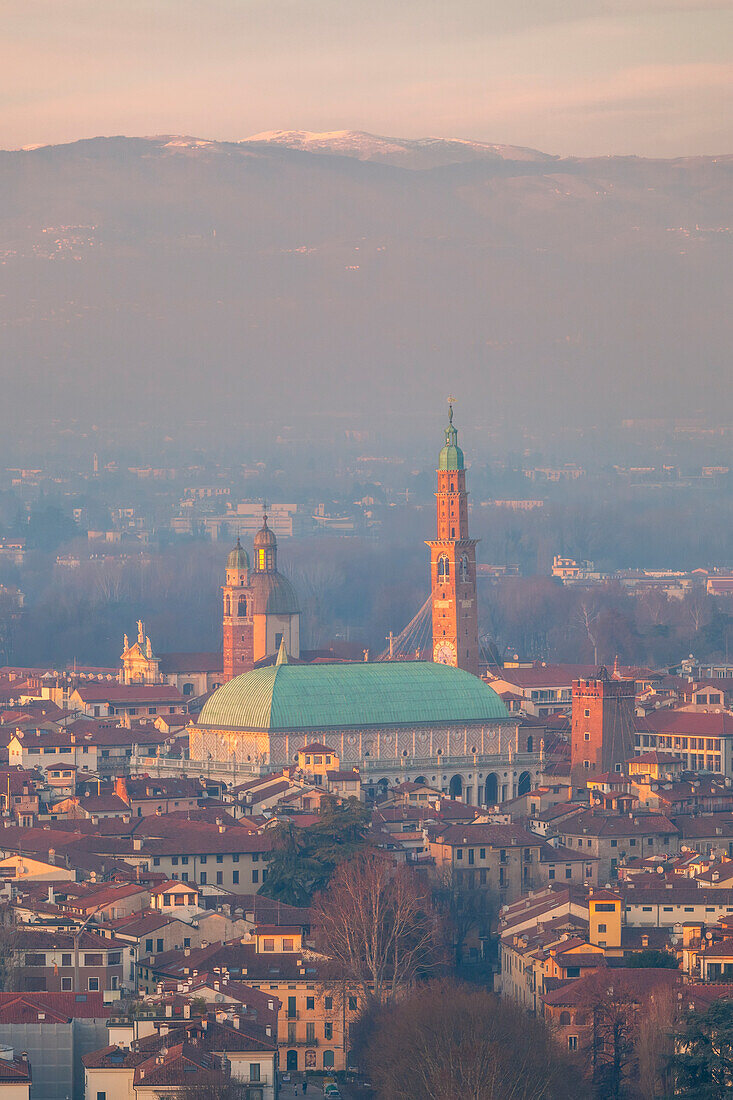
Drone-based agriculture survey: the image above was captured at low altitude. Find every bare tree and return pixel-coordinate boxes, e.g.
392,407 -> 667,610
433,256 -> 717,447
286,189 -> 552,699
356,979 -> 581,1100
635,985 -> 676,1100
312,852 -> 444,1006
577,599 -> 600,665
432,865 -> 498,970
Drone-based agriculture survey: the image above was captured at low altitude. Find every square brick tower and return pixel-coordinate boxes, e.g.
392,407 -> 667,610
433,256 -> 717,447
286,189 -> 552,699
425,402 -> 480,675
571,670 -> 636,787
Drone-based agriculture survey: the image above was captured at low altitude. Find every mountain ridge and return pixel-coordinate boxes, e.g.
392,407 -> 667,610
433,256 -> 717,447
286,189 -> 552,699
0,132 -> 730,440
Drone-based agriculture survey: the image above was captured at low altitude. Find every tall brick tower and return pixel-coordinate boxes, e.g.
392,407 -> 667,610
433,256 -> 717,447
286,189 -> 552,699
426,402 -> 480,675
222,537 -> 254,682
571,670 -> 636,787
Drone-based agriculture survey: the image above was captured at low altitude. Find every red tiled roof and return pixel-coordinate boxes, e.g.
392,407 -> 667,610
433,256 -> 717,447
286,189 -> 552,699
637,710 -> 733,737
72,684 -> 186,703
159,652 -> 223,674
434,823 -> 539,847
0,992 -> 112,1022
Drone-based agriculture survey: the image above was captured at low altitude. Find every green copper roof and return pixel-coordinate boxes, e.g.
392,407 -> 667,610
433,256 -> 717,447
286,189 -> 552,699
198,661 -> 509,731
438,403 -> 464,471
227,539 -> 249,570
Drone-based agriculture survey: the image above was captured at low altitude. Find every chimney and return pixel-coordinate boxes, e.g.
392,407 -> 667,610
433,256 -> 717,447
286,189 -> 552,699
233,1016 -> 240,1029
47,885 -> 55,906
183,1004 -> 191,1019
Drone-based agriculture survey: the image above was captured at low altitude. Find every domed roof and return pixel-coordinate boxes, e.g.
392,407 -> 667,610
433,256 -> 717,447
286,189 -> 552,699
254,515 -> 277,549
438,404 -> 464,471
226,538 -> 249,570
198,660 -> 509,731
250,570 -> 300,615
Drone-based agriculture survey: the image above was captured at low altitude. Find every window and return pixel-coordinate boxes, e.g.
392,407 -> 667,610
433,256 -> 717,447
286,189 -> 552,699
181,856 -> 188,865
437,555 -> 450,582
216,855 -> 223,864
348,996 -> 357,1012
306,997 -> 315,1010
610,839 -> 617,848
233,853 -> 239,863
233,871 -> 239,885
200,855 -> 207,864
456,849 -> 463,860
25,953 -> 45,966
97,1092 -> 107,1100
145,938 -> 154,952
549,866 -> 555,880
200,873 -> 207,885
584,733 -> 590,741
283,938 -> 294,951
61,977 -> 72,991
153,857 -> 160,867
597,924 -> 607,933
263,938 -> 275,952
252,870 -> 259,884
184,938 -> 191,949
216,872 -> 223,885
325,1021 -> 333,1040
88,977 -> 100,991
61,953 -> 72,967
306,1022 -> 316,1042
568,1036 -> 578,1052
249,1064 -> 260,1083
325,996 -> 333,1010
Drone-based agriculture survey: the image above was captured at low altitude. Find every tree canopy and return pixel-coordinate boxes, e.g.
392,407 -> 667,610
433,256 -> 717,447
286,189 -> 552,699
259,795 -> 371,905
673,999 -> 733,1100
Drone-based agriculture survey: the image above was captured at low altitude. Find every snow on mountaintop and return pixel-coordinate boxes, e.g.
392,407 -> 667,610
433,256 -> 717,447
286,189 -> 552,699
241,130 -> 555,168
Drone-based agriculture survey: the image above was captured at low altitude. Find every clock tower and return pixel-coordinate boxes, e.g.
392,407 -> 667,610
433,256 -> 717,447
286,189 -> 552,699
426,402 -> 480,676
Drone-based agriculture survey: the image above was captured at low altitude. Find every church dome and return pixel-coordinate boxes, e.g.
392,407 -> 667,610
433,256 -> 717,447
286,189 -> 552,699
254,516 -> 277,549
198,660 -> 509,731
226,538 -> 249,570
250,570 -> 300,615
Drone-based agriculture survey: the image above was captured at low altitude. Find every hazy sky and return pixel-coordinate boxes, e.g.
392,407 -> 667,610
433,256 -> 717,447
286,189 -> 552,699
2,0 -> 732,155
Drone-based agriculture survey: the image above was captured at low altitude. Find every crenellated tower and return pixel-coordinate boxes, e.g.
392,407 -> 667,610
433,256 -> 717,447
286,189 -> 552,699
426,403 -> 480,675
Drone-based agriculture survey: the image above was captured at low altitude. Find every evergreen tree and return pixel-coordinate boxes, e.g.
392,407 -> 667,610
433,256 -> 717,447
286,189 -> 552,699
673,999 -> 733,1099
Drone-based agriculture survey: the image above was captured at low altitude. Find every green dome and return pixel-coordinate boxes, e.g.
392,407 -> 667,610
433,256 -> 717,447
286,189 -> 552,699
439,443 -> 465,471
198,661 -> 509,731
227,538 -> 249,570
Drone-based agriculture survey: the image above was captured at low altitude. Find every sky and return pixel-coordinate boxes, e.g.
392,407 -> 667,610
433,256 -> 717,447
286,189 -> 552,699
2,0 -> 731,157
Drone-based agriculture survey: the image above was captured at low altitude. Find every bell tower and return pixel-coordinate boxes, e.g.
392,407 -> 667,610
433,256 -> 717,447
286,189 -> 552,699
222,537 -> 254,682
426,401 -> 480,676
